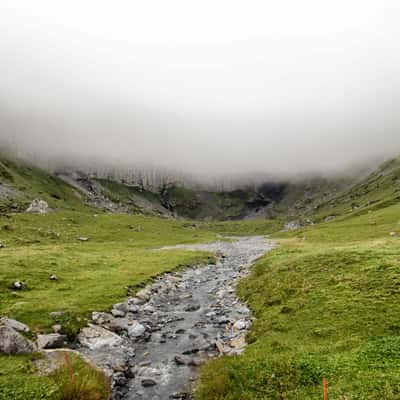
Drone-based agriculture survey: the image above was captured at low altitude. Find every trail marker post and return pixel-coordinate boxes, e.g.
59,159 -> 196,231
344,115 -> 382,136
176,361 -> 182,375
63,351 -> 75,384
323,378 -> 328,400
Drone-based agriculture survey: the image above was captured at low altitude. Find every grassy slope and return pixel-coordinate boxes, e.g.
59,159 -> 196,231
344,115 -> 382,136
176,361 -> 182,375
308,157 -> 400,222
0,212 -> 216,333
0,157 -> 88,213
96,178 -> 167,215
196,202 -> 400,400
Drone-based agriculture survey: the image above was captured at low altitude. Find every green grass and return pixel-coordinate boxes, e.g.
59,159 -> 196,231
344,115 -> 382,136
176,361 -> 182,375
0,352 -> 110,400
0,210 -> 217,399
199,219 -> 283,236
196,201 -> 400,400
0,211 -> 216,334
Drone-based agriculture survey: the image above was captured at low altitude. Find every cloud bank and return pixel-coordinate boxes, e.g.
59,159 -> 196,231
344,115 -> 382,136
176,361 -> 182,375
0,1 -> 399,181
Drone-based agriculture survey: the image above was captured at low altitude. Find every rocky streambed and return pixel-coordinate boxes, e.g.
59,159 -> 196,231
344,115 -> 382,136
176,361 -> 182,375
77,236 -> 273,400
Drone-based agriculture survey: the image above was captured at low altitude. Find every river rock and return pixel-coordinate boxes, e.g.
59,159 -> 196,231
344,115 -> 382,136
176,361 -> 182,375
0,325 -> 35,354
111,309 -> 126,318
128,321 -> 146,338
37,333 -> 67,349
141,378 -> 157,387
136,289 -> 151,301
233,319 -> 248,330
174,354 -> 192,365
0,317 -> 30,333
92,312 -> 113,325
78,324 -> 124,350
184,303 -> 201,312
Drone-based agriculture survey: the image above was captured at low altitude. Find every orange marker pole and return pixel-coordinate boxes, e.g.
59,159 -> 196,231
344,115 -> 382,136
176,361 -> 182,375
323,378 -> 328,400
64,351 -> 75,384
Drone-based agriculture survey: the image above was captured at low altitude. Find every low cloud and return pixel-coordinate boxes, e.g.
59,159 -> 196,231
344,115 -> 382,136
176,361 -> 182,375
1,1 -> 399,182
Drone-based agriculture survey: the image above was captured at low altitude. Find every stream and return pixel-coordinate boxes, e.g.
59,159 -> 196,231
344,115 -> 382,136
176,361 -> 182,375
77,236 -> 273,400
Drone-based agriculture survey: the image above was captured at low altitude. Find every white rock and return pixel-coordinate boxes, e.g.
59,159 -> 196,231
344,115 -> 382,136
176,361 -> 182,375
78,324 -> 124,350
233,319 -> 248,330
128,321 -> 146,338
26,199 -> 49,214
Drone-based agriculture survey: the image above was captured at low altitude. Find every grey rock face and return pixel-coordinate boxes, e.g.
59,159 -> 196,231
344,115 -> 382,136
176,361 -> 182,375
0,325 -> 35,355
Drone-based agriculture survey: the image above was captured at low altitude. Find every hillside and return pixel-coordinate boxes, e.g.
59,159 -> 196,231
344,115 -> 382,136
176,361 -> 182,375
197,182 -> 400,400
0,157 -> 88,213
1,153 -> 400,399
1,154 -> 399,225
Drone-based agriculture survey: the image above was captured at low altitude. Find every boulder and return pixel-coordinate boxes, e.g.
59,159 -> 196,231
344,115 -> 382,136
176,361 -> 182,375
0,325 -> 35,355
113,303 -> 129,313
26,199 -> 49,214
127,321 -> 146,338
0,317 -> 30,333
37,333 -> 67,349
12,281 -> 26,290
284,221 -> 301,231
49,311 -> 65,319
78,324 -> 123,350
233,319 -> 248,330
111,309 -> 126,318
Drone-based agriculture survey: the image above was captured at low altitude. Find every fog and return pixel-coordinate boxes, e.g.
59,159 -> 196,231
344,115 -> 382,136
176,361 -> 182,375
1,1 -> 400,182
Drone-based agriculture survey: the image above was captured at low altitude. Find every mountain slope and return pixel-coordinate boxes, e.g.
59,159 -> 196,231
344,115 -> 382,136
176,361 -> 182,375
0,156 -> 89,213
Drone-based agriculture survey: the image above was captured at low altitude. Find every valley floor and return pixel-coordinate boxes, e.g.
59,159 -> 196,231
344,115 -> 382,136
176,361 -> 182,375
1,201 -> 400,399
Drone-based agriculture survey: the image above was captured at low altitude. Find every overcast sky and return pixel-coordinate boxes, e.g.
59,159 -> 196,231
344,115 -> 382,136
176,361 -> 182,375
0,1 -> 399,179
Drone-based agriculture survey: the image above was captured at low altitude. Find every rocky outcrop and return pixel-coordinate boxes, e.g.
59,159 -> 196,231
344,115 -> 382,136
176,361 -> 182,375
0,324 -> 35,355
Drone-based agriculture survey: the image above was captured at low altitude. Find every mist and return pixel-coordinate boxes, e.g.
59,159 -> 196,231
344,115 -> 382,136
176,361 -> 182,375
1,1 -> 400,183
